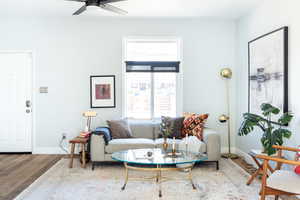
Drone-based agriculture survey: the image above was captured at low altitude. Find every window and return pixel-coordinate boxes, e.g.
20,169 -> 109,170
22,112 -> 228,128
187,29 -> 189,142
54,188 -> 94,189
123,38 -> 181,119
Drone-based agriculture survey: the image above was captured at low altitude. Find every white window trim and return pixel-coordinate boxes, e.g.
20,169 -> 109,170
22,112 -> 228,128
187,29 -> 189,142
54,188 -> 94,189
122,36 -> 183,120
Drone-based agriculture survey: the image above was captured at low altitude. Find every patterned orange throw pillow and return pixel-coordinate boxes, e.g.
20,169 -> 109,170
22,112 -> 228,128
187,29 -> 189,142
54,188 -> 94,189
182,113 -> 209,140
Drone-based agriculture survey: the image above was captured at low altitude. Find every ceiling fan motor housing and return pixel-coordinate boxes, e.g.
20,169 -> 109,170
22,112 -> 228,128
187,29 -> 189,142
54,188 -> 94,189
87,0 -> 110,6
86,0 -> 101,6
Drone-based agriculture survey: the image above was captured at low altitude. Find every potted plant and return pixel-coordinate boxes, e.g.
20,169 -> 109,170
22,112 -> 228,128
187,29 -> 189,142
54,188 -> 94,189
238,103 -> 293,155
160,118 -> 174,151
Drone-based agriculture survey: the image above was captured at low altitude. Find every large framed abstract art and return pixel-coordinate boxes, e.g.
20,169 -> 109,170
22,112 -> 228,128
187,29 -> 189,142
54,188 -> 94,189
248,27 -> 288,117
90,75 -> 116,108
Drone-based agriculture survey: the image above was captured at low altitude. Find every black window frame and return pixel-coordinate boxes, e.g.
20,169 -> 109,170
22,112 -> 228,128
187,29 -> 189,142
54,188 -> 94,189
125,61 -> 180,73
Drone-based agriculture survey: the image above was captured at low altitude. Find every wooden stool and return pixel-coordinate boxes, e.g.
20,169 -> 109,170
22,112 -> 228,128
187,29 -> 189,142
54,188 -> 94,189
246,149 -> 282,185
69,137 -> 89,168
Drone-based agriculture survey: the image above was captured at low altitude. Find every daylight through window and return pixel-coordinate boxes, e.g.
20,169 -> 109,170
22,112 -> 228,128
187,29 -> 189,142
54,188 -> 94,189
124,39 -> 180,119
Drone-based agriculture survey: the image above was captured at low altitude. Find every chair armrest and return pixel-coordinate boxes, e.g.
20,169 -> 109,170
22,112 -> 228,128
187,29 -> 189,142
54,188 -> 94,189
202,128 -> 221,161
272,145 -> 300,153
256,154 -> 300,166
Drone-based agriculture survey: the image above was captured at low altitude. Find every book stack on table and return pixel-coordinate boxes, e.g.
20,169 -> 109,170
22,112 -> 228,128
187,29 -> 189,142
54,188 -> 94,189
79,131 -> 91,138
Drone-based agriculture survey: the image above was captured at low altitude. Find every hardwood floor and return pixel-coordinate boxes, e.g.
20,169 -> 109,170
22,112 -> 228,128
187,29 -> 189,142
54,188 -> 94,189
0,154 -> 62,200
232,157 -> 257,175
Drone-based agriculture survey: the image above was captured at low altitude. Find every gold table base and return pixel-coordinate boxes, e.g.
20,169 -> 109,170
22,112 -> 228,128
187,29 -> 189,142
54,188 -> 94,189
121,162 -> 196,198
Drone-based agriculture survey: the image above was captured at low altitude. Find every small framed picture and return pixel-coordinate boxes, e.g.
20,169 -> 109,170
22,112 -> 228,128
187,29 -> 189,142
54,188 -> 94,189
90,75 -> 116,108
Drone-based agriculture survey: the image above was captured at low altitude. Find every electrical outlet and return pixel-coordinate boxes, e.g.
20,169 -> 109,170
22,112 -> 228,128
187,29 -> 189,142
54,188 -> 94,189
62,133 -> 67,140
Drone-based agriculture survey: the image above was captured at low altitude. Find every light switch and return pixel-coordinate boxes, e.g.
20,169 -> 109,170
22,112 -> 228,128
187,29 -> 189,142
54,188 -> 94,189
39,87 -> 48,93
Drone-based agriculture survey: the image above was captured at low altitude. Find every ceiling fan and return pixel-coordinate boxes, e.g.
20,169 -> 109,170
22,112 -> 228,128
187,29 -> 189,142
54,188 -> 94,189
68,0 -> 128,15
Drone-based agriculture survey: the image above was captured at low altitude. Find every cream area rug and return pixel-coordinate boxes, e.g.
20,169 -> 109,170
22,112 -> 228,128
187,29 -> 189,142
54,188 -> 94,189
15,158 -> 272,200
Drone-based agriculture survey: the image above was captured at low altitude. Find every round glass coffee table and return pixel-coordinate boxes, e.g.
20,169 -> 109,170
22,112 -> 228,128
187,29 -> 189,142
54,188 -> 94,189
112,148 -> 208,198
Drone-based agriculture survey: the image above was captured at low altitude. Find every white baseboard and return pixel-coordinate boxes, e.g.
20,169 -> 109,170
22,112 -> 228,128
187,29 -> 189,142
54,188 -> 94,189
33,147 -> 67,154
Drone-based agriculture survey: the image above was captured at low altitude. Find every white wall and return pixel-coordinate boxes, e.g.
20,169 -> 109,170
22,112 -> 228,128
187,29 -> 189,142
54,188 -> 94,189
236,0 -> 300,154
0,17 -> 236,153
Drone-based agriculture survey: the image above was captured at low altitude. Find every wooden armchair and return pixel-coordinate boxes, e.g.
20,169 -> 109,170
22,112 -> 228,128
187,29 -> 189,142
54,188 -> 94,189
257,145 -> 300,200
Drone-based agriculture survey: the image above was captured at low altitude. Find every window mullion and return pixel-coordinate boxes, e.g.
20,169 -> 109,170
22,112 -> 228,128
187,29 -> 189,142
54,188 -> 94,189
150,73 -> 155,120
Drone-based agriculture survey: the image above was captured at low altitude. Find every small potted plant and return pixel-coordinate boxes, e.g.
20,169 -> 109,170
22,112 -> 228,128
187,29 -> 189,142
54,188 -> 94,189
238,103 -> 293,155
160,118 -> 174,151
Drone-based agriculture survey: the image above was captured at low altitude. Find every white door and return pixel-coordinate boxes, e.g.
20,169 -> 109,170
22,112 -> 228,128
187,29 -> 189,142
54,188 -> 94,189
0,52 -> 32,152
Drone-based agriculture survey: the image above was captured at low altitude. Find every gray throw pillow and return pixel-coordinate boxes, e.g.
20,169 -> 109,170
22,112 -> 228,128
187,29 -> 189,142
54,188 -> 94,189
107,119 -> 133,139
160,116 -> 184,139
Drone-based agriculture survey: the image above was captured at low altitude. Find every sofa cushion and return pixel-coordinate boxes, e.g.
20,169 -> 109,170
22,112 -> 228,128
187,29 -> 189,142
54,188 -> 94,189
160,116 -> 184,139
267,170 -> 300,194
182,114 -> 209,140
154,138 -> 206,153
129,121 -> 156,139
153,123 -> 161,139
107,119 -> 133,139
178,136 -> 207,153
105,138 -> 155,154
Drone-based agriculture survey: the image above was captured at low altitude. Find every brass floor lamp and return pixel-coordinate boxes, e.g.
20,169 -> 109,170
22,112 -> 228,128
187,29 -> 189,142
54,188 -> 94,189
219,68 -> 238,159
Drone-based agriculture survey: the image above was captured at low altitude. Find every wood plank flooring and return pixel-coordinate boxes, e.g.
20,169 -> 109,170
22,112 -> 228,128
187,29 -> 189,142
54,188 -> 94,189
232,157 -> 257,175
0,154 -> 62,200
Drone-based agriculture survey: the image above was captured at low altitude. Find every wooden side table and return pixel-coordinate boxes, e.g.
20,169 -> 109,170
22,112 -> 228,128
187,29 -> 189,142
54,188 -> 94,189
69,137 -> 89,168
246,149 -> 282,185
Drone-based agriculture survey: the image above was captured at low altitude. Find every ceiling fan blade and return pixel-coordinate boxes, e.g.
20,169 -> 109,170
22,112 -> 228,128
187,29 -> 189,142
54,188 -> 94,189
100,3 -> 128,15
73,5 -> 87,15
65,0 -> 86,2
101,0 -> 127,3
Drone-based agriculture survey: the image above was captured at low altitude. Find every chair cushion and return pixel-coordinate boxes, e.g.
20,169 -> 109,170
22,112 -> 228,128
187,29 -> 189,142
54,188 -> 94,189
267,170 -> 300,194
129,121 -> 156,139
105,138 -> 155,154
295,166 -> 300,175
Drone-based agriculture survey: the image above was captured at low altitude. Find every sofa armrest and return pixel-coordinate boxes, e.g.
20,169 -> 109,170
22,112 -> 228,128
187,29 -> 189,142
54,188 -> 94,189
203,128 -> 221,161
91,134 -> 106,162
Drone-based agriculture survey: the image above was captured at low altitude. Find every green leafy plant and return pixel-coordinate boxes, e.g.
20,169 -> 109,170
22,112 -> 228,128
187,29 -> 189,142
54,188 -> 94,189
238,103 -> 293,155
160,118 -> 174,138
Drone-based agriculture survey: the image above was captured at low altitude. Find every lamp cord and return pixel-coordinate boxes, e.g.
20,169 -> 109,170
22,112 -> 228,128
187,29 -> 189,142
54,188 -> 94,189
59,137 -> 69,154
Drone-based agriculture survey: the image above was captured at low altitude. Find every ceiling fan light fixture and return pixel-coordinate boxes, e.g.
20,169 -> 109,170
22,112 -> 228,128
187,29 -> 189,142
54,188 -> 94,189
87,5 -> 101,11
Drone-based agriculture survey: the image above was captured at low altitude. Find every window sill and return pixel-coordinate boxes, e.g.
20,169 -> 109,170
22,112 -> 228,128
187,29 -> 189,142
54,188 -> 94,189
125,118 -> 162,124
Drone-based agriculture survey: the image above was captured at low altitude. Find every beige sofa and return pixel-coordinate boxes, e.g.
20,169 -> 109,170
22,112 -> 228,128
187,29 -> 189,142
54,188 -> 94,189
91,121 -> 221,170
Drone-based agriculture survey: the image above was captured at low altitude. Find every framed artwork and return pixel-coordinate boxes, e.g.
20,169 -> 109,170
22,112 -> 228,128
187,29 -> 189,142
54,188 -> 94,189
248,27 -> 288,118
90,75 -> 116,108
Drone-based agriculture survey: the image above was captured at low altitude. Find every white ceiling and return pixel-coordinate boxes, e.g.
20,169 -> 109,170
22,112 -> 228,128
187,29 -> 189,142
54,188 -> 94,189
0,0 -> 262,19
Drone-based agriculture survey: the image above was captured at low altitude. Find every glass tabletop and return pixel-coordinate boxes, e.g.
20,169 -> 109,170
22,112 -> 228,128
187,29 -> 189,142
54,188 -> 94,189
111,148 -> 208,165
